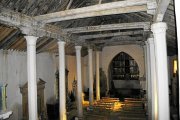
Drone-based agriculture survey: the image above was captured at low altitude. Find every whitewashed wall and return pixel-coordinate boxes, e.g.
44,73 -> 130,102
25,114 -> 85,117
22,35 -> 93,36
65,55 -> 82,93
36,53 -> 56,103
0,50 -> 56,120
82,51 -> 98,91
54,55 -> 78,93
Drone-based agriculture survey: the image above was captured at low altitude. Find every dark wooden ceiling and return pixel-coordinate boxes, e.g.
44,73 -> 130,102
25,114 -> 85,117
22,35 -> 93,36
0,0 -> 177,56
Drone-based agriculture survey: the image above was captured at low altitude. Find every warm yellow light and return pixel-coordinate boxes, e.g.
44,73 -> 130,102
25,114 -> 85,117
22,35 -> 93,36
83,101 -> 89,107
173,60 -> 178,74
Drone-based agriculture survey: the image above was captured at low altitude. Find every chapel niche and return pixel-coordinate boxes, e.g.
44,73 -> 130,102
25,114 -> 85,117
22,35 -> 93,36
109,52 -> 141,98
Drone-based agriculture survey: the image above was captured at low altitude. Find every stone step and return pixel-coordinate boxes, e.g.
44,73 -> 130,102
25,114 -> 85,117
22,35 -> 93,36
122,104 -> 144,107
102,97 -> 119,100
118,113 -> 146,117
124,98 -> 146,101
120,110 -> 145,114
124,101 -> 145,104
114,98 -> 147,120
122,107 -> 144,110
85,115 -> 108,120
118,116 -> 146,120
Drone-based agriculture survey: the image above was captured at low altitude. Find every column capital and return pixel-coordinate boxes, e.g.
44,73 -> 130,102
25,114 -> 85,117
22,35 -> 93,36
145,41 -> 149,46
143,43 -> 147,49
94,46 -> 103,51
87,42 -> 94,49
75,46 -> 82,50
147,37 -> 154,44
151,22 -> 167,34
75,42 -> 84,46
25,36 -> 38,46
21,27 -> 44,37
88,48 -> 93,52
57,41 -> 66,46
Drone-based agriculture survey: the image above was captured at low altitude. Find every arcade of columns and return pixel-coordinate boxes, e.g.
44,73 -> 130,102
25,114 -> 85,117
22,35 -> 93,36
25,35 -> 101,120
24,22 -> 170,120
0,0 -> 173,119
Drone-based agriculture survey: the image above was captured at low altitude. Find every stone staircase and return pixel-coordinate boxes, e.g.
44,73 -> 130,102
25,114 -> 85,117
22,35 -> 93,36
83,97 -> 147,120
118,98 -> 147,120
84,97 -> 121,119
93,97 -> 121,111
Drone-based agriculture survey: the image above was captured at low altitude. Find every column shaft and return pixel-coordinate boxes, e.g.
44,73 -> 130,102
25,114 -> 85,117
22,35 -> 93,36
151,22 -> 170,120
143,45 -> 148,96
25,36 -> 38,120
148,38 -> 158,120
88,48 -> 94,105
145,41 -> 152,119
96,51 -> 100,101
75,46 -> 83,118
58,41 -> 66,120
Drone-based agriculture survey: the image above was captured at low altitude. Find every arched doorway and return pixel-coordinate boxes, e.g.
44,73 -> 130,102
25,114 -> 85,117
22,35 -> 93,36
108,52 -> 141,99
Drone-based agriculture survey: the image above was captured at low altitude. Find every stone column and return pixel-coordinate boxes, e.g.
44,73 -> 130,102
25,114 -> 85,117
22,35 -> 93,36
145,41 -> 152,119
88,48 -> 94,105
147,37 -> 158,120
75,46 -> 83,118
151,22 -> 170,120
143,45 -> 148,96
174,2 -> 180,117
58,41 -> 67,120
25,36 -> 38,120
96,51 -> 100,101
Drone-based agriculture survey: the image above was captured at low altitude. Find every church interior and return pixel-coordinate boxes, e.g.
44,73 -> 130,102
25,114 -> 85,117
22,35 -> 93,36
0,0 -> 179,120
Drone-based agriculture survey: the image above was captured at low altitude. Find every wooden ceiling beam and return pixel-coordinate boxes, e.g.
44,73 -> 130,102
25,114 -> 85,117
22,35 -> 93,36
37,39 -> 57,53
0,6 -> 67,40
17,40 -> 26,51
88,36 -> 143,44
9,37 -> 25,50
0,30 -> 21,49
104,41 -> 143,46
63,22 -> 150,33
0,28 -> 14,42
36,5 -> 147,23
37,38 -> 53,51
34,0 -> 150,23
36,37 -> 49,48
153,0 -> 171,22
79,30 -> 144,40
